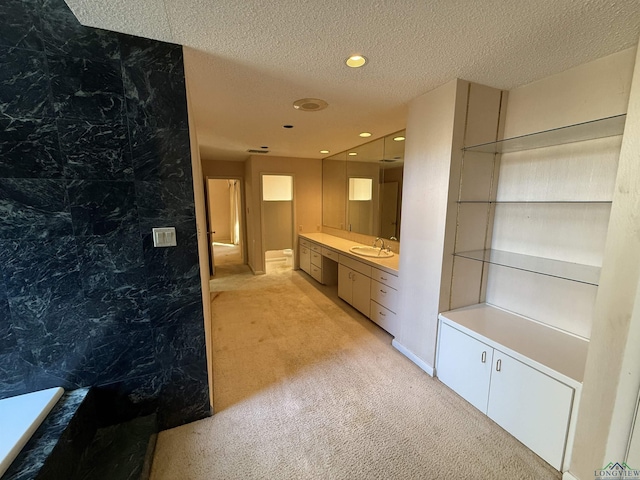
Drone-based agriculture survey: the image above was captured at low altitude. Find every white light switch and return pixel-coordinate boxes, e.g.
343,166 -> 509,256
152,227 -> 177,247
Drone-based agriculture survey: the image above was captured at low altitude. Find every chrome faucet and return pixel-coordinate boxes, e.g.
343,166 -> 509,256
373,237 -> 385,253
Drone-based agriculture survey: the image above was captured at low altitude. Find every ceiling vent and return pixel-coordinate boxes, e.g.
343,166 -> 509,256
247,149 -> 269,154
293,98 -> 328,112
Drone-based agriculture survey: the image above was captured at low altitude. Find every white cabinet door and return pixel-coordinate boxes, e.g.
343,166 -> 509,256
338,264 -> 352,303
300,245 -> 310,274
352,270 -> 371,317
488,352 -> 573,470
437,323 -> 493,413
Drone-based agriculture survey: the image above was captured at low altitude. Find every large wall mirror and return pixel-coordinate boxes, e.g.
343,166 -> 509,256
322,130 -> 405,240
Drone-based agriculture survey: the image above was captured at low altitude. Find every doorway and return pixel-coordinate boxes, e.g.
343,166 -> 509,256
261,174 -> 294,275
206,178 -> 245,276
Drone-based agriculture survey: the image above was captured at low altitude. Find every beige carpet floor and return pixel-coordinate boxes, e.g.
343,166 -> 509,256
151,270 -> 561,480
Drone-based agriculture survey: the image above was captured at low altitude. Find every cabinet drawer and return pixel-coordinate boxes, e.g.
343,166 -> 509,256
310,242 -> 322,253
299,238 -> 310,248
339,254 -> 372,277
371,267 -> 399,289
310,264 -> 322,283
322,247 -> 339,262
370,301 -> 398,336
311,251 -> 322,268
370,280 -> 398,313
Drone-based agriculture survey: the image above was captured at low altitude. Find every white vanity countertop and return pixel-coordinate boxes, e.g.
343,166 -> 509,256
299,233 -> 399,275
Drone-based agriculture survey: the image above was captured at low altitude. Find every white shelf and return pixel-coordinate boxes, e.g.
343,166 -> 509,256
453,249 -> 601,286
463,114 -> 626,153
438,303 -> 589,387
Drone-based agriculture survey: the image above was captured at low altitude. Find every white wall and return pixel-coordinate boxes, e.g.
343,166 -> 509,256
503,48 -> 635,137
572,44 -> 640,479
393,79 -> 465,371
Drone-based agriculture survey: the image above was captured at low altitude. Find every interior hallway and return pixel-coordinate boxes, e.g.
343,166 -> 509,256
151,269 -> 560,479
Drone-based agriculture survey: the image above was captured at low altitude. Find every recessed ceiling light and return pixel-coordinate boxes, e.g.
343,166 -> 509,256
359,132 -> 372,138
283,125 -> 294,129
293,98 -> 328,111
348,152 -> 357,156
320,150 -> 330,154
393,136 -> 405,141
346,55 -> 367,68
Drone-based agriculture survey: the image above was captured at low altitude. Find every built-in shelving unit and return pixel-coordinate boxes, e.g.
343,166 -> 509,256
453,249 -> 601,286
440,113 -> 627,472
463,114 -> 626,153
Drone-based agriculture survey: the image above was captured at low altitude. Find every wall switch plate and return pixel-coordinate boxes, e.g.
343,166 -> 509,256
153,227 -> 177,247
298,225 -> 303,232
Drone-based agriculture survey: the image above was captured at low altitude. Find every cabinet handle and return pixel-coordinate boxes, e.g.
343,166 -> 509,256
379,311 -> 386,316
380,289 -> 387,294
381,276 -> 388,281
496,359 -> 502,372
348,272 -> 353,280
481,351 -> 486,363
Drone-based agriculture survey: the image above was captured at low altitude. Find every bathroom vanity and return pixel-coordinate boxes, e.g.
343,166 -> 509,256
298,233 -> 400,336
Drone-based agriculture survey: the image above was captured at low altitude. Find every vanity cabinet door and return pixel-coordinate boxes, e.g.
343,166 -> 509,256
300,245 -> 311,274
351,270 -> 371,317
338,264 -> 353,303
338,265 -> 371,317
487,352 -> 573,470
436,322 -> 493,413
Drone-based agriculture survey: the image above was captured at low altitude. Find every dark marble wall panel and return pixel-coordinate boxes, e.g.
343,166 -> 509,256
59,120 -> 133,180
0,47 -> 52,118
0,0 -> 44,52
49,55 -> 125,122
0,118 -> 63,178
0,0 -> 210,431
0,179 -> 73,239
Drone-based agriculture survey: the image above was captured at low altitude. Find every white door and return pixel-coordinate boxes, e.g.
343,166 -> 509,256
488,352 -> 573,470
436,322 -> 493,413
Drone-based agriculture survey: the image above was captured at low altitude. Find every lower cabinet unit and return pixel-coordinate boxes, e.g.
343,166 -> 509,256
436,313 -> 579,471
338,263 -> 371,317
299,240 -> 311,274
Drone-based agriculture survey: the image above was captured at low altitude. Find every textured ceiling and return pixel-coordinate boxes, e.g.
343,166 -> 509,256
65,0 -> 640,161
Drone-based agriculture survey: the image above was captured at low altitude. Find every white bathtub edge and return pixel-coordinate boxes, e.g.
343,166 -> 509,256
0,387 -> 65,478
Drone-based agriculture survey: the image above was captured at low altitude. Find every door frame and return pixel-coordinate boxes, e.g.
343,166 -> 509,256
205,176 -> 247,272
259,172 -> 296,274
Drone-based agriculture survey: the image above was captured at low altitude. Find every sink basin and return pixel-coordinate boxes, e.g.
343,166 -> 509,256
349,246 -> 394,258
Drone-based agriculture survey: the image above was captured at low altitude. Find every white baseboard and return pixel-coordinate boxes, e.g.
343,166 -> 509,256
562,471 -> 578,480
392,339 -> 434,376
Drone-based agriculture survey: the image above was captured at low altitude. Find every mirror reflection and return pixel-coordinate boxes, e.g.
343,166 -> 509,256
322,130 -> 405,240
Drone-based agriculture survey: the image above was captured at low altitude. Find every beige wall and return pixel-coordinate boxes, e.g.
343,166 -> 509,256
202,158 -> 245,179
503,47 -> 635,137
245,155 -> 322,273
185,70 -> 213,409
393,79 -> 466,371
570,45 -> 640,479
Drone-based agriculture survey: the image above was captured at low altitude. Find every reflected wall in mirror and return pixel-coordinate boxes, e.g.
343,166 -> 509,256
322,130 -> 405,240
322,152 -> 347,229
